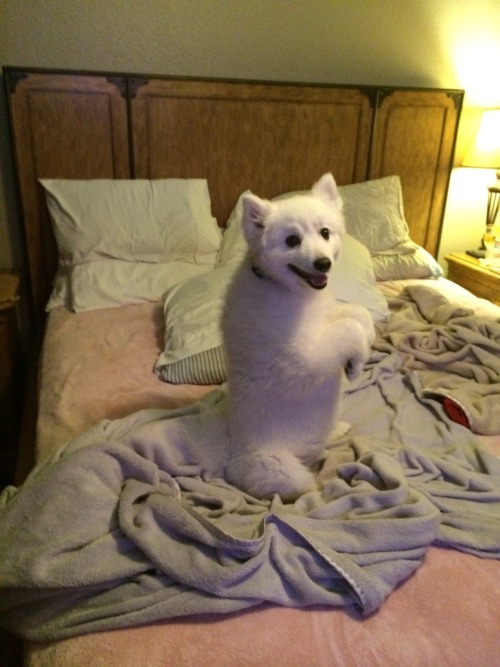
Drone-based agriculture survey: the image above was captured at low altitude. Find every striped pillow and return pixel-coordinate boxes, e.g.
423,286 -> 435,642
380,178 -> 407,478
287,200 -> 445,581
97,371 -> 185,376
157,345 -> 227,385
155,265 -> 235,384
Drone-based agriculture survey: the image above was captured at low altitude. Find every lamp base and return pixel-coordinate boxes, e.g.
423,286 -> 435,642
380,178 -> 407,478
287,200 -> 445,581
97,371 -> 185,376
466,248 -> 486,259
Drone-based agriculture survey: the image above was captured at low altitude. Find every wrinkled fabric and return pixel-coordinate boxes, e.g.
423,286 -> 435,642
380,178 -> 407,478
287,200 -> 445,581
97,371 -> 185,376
1,338 -> 500,640
1,284 -> 500,641
377,284 -> 500,434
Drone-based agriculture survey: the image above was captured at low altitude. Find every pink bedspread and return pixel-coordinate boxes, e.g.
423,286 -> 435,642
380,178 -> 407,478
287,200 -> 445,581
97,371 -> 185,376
24,550 -> 500,666
36,303 -> 213,461
21,284 -> 500,666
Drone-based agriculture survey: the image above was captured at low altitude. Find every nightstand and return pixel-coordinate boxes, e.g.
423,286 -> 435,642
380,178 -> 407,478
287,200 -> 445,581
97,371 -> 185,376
0,271 -> 21,488
444,253 -> 500,305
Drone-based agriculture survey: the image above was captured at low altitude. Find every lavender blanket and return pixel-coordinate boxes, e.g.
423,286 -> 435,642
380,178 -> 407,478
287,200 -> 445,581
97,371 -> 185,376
1,286 -> 499,641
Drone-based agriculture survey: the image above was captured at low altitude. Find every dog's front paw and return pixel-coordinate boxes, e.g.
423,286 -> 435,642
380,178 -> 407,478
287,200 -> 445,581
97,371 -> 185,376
338,304 -> 376,347
345,354 -> 361,380
329,420 -> 351,441
339,316 -> 373,380
344,345 -> 370,380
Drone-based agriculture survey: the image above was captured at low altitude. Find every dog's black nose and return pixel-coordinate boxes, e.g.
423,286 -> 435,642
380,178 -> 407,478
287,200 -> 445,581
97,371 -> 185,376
314,257 -> 331,273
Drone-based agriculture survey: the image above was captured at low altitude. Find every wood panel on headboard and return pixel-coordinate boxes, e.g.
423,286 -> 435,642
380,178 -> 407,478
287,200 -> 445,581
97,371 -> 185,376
4,68 -> 463,332
370,89 -> 463,254
130,78 -> 374,226
6,71 -> 130,327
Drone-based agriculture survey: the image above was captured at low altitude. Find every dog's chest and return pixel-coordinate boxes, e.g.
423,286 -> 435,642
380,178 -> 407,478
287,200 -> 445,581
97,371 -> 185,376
252,285 -> 334,339
224,264 -> 341,349
228,282 -> 334,366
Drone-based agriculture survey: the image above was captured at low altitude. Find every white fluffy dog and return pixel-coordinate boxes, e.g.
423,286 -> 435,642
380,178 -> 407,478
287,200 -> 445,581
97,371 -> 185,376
222,173 -> 375,501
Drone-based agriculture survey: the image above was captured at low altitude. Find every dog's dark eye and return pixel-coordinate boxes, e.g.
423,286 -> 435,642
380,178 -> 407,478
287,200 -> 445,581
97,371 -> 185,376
286,234 -> 301,248
320,228 -> 330,240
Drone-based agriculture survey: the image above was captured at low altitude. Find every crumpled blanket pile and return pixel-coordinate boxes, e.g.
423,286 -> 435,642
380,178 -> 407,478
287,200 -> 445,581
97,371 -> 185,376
0,285 -> 499,641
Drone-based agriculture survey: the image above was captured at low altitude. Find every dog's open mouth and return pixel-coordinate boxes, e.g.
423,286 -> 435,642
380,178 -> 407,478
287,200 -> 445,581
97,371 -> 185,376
288,265 -> 328,289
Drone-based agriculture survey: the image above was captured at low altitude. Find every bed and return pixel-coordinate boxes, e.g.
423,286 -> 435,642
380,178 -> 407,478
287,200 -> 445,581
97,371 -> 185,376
1,68 -> 500,667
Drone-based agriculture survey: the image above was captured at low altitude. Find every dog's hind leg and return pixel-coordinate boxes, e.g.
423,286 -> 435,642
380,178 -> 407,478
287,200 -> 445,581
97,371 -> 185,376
225,450 -> 316,502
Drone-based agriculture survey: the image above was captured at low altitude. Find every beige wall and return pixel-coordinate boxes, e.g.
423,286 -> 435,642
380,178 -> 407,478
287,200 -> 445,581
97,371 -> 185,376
1,0 -> 500,269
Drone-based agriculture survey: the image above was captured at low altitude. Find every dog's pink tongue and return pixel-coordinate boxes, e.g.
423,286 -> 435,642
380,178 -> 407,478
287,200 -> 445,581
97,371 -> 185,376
310,273 -> 328,288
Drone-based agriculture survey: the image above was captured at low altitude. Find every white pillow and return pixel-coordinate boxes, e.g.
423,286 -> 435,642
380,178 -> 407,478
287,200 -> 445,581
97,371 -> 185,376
332,234 -> 390,314
41,179 -> 222,309
68,260 -> 212,312
156,192 -> 389,385
371,242 -> 444,281
339,176 -> 410,253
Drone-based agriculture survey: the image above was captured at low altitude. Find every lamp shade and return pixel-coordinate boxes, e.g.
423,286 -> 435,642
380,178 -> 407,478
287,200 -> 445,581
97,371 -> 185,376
462,109 -> 500,169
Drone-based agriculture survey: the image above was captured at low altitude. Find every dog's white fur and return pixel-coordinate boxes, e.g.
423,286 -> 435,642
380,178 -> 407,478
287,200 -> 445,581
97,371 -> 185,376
222,173 -> 375,501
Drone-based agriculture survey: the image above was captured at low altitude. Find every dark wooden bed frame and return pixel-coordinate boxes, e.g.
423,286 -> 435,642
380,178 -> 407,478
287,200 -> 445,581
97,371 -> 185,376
0,68 -> 471,666
4,67 -> 463,333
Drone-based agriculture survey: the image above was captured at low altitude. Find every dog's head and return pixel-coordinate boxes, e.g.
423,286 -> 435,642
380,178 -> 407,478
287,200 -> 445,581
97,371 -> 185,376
242,173 -> 345,291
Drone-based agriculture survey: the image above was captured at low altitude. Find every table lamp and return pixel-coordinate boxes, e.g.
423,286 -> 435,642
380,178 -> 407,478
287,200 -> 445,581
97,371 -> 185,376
462,109 -> 500,258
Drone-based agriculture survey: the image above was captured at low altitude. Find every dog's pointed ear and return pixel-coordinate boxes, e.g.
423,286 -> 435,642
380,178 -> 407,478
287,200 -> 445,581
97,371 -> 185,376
242,193 -> 272,230
242,194 -> 273,249
312,173 -> 341,205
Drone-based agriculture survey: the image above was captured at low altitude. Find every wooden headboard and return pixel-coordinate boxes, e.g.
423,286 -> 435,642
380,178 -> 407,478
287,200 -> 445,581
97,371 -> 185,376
4,68 -> 463,331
